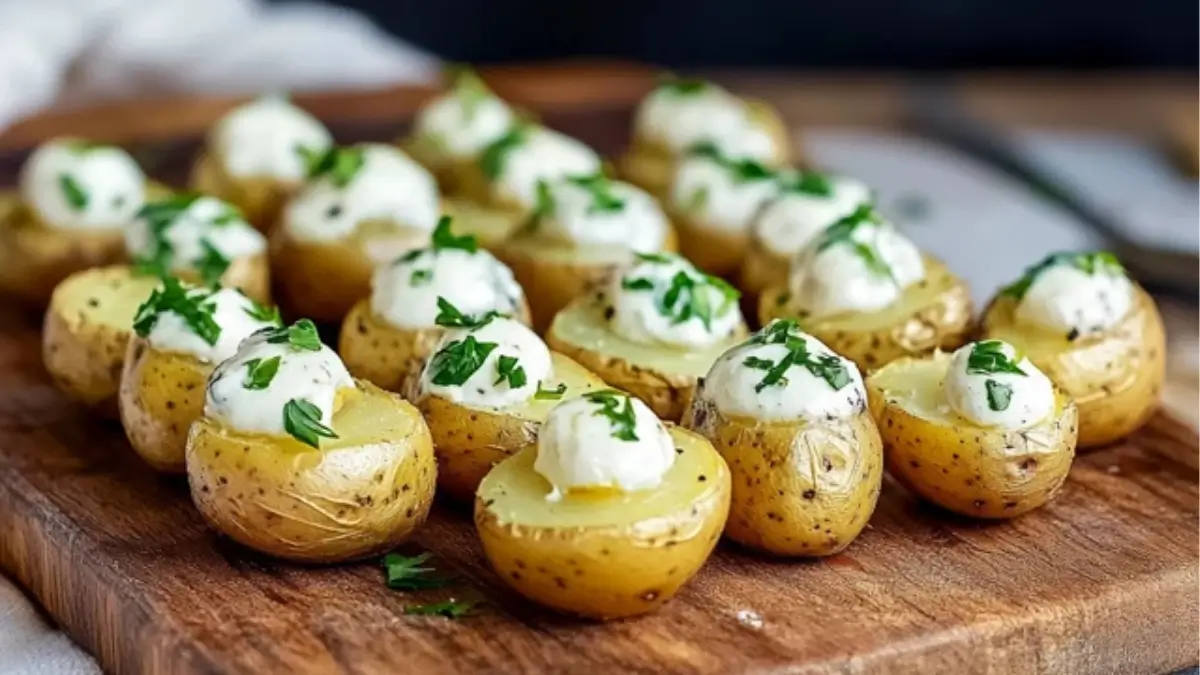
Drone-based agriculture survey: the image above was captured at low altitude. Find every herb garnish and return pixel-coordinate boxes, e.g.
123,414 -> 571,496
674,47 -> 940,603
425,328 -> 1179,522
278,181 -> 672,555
1000,251 -> 1126,301
434,297 -> 502,329
410,269 -> 433,286
262,319 -> 323,352
59,175 -> 89,210
430,216 -> 478,254
741,322 -> 850,393
132,277 -> 221,346
299,146 -> 366,187
282,398 -> 338,448
782,171 -> 835,198
690,143 -> 777,184
381,552 -> 451,591
966,340 -> 1026,377
985,379 -> 1013,412
657,78 -> 708,96
479,127 -> 527,180
620,259 -> 739,330
428,335 -> 498,386
448,66 -> 491,122
243,297 -> 282,325
404,599 -> 479,618
534,382 -> 567,400
132,194 -> 242,279
814,203 -> 892,279
243,356 -> 281,390
583,390 -> 639,442
565,173 -> 626,214
196,240 -> 230,286
493,355 -> 527,388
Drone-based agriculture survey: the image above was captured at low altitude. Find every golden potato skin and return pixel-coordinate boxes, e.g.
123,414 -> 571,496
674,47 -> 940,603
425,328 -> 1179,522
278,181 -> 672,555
738,235 -> 789,304
474,427 -> 731,620
42,266 -> 161,417
190,151 -> 294,233
980,285 -> 1165,449
415,353 -> 605,502
759,255 -> 973,372
0,203 -> 127,306
118,338 -> 211,473
866,354 -> 1078,519
172,251 -> 272,305
186,381 -> 437,563
683,395 -> 883,556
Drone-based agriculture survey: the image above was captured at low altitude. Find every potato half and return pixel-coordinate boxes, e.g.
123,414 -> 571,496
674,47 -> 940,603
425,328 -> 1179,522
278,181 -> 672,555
186,381 -> 437,563
737,234 -> 789,304
759,255 -> 973,372
475,425 -> 731,620
866,352 -> 1078,519
118,338 -> 211,473
415,352 -> 605,502
0,203 -> 126,307
494,227 -> 680,333
546,297 -> 747,421
980,284 -> 1165,449
684,392 -> 883,556
190,151 -> 295,233
42,266 -> 161,417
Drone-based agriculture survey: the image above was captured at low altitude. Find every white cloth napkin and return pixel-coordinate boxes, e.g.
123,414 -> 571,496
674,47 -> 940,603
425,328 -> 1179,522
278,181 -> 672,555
0,576 -> 98,674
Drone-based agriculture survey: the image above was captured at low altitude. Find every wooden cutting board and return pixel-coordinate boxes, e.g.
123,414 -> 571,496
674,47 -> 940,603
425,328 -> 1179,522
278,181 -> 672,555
0,65 -> 1197,675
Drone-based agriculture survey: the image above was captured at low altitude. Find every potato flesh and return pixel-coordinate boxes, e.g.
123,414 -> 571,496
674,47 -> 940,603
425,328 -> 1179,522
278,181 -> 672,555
119,339 -> 211,473
475,426 -> 730,619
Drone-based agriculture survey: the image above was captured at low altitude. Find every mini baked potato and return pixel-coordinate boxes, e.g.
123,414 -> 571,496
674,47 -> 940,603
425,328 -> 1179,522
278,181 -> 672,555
475,423 -> 730,620
979,255 -> 1165,448
42,266 -> 162,417
867,348 -> 1078,519
683,320 -> 883,556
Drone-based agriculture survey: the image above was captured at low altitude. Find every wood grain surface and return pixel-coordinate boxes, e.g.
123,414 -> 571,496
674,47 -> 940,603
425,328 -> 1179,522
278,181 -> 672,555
0,67 -> 1197,674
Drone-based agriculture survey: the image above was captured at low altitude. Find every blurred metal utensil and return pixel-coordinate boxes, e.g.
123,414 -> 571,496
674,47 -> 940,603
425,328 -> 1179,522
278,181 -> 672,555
905,82 -> 1198,300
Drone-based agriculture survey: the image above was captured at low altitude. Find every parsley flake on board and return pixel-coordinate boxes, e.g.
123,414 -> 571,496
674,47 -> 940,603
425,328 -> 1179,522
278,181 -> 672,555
381,552 -> 451,591
814,204 -> 893,279
566,173 -> 626,214
966,341 -> 1026,377
283,398 -> 338,448
1000,251 -> 1126,301
428,335 -> 498,386
985,379 -> 1013,412
583,390 -> 639,442
262,319 -> 323,352
534,382 -> 567,400
59,174 -> 89,210
299,146 -> 366,187
132,277 -> 221,346
404,599 -> 479,619
479,127 -> 527,180
434,297 -> 502,329
430,216 -> 478,254
494,355 -> 527,388
195,240 -> 230,286
242,356 -> 281,390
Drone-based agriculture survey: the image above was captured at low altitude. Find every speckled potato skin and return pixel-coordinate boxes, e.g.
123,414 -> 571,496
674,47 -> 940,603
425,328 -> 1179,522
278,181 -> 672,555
493,227 -> 680,333
42,266 -> 161,418
671,218 -> 750,279
118,338 -> 211,473
190,151 -> 296,233
683,394 -> 883,556
866,364 -> 1078,519
759,256 -> 974,373
737,235 -> 789,305
474,428 -> 731,620
979,285 -> 1165,449
270,231 -> 376,324
185,381 -> 437,563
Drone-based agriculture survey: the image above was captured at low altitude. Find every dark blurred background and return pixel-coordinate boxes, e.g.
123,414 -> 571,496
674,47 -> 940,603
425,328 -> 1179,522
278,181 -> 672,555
336,0 -> 1197,69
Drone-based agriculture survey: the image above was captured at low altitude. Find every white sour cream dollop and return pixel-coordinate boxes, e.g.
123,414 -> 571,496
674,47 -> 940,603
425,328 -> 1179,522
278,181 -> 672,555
205,327 -> 354,437
944,340 -> 1056,430
282,144 -> 441,246
635,81 -> 776,160
414,81 -> 515,159
534,392 -> 676,496
753,173 -> 872,258
702,321 -> 866,421
19,139 -> 146,231
126,196 -> 266,272
669,151 -> 780,235
371,246 -> 523,329
1011,254 -> 1134,336
144,287 -> 278,364
609,253 -> 742,348
535,174 -> 669,253
488,127 -> 602,208
789,213 -> 925,317
419,317 -> 552,409
210,96 -> 333,181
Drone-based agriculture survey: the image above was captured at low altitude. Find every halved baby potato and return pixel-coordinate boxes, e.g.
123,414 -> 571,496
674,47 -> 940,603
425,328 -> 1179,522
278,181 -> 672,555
759,255 -> 973,372
475,425 -> 730,620
119,338 -> 210,472
186,380 -> 437,562
866,352 -> 1078,518
42,266 -> 161,417
413,352 -> 605,502
979,284 -> 1165,449
190,152 -> 296,233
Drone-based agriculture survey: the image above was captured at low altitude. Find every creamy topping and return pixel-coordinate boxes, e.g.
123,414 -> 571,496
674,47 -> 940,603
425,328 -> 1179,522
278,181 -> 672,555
635,79 -> 776,160
753,172 -> 873,257
531,173 -> 669,253
668,147 -> 780,234
19,139 -> 146,231
788,205 -> 925,317
533,390 -> 676,496
132,281 -> 280,364
210,96 -> 333,181
608,252 -> 742,348
944,340 -> 1055,430
1005,252 -> 1134,337
413,71 -> 515,159
205,320 -> 354,443
701,320 -> 865,421
480,127 -> 602,208
282,144 -> 440,249
419,315 -> 552,409
126,195 -> 266,281
371,220 -> 523,329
